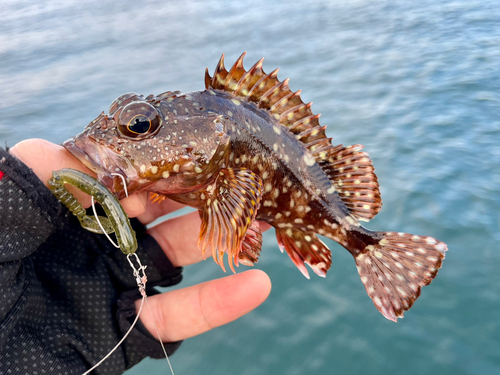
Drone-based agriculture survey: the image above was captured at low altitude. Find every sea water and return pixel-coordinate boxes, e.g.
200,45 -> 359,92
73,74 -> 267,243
1,0 -> 499,374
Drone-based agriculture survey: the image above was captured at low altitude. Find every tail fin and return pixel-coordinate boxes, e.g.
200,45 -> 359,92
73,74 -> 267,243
355,231 -> 447,321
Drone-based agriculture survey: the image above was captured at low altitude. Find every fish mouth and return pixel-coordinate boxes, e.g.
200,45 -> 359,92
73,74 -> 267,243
63,137 -> 138,199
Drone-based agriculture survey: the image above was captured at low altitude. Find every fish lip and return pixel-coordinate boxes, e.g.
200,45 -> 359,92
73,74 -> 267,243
63,138 -> 103,174
63,137 -> 136,199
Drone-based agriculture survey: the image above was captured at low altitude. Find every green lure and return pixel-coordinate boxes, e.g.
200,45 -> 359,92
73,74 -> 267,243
48,168 -> 137,254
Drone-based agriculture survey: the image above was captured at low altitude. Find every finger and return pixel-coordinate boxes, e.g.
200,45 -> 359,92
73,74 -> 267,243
119,192 -> 148,218
147,211 -> 272,267
10,139 -> 147,217
147,211 -> 202,267
136,269 -> 272,342
137,196 -> 187,225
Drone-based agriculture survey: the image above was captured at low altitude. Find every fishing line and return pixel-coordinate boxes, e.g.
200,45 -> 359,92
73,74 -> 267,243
79,254 -> 175,375
80,292 -> 145,375
110,173 -> 129,198
144,295 -> 176,375
128,254 -> 176,375
67,172 -> 175,374
91,196 -> 120,248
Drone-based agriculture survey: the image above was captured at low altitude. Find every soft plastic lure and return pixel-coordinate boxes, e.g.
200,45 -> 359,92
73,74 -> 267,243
48,168 -> 137,254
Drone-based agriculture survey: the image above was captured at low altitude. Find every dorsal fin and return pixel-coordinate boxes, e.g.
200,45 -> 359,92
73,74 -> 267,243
316,144 -> 382,221
205,53 -> 382,220
205,52 -> 319,134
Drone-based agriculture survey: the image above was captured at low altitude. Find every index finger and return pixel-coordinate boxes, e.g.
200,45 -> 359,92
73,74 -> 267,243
147,211 -> 272,267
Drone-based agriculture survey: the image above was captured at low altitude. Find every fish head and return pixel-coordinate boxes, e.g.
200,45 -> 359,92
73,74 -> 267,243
64,92 -> 229,198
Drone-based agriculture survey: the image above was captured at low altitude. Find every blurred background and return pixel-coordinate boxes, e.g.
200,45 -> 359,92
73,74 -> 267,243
1,0 -> 499,374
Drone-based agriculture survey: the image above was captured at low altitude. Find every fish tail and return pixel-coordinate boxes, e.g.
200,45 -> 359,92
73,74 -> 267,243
353,231 -> 447,321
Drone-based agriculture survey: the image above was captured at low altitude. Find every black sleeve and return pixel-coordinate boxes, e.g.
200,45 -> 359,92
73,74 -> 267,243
0,148 -> 183,375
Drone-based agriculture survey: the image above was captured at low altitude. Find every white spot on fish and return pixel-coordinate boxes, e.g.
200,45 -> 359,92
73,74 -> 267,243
303,154 -> 315,166
345,216 -> 356,225
426,237 -> 437,245
272,188 -> 280,198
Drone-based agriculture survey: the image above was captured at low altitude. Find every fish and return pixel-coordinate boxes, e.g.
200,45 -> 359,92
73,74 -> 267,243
63,53 -> 447,321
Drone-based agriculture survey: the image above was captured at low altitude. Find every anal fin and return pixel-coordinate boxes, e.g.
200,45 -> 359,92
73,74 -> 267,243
198,168 -> 263,272
275,228 -> 332,279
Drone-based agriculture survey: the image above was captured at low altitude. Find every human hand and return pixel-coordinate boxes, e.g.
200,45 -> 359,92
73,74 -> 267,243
10,138 -> 272,343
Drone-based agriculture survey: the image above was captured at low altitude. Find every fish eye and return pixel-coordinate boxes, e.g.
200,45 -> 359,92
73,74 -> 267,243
127,115 -> 151,134
117,102 -> 162,139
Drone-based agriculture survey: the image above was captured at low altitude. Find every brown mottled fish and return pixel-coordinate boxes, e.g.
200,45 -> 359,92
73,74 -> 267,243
64,53 -> 447,321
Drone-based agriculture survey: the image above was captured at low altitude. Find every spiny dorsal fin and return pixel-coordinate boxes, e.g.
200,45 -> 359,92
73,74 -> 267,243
205,54 -> 382,220
205,52 -> 320,134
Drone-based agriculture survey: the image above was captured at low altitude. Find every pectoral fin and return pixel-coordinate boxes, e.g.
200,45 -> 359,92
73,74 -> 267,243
198,168 -> 263,272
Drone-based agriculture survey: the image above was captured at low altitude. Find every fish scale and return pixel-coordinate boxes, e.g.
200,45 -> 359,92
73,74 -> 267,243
64,53 -> 447,321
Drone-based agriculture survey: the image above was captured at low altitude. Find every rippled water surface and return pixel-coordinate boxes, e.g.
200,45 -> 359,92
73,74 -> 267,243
1,0 -> 499,374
